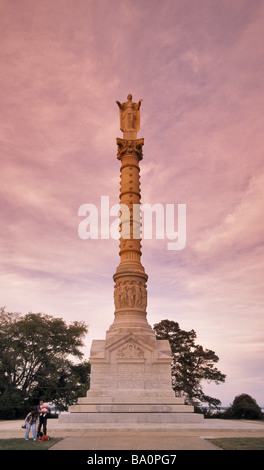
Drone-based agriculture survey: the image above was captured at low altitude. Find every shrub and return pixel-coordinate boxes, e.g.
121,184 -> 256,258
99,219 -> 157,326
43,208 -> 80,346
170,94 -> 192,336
223,393 -> 263,420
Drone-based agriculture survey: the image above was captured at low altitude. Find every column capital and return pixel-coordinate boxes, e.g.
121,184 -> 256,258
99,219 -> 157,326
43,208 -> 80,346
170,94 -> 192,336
116,137 -> 144,161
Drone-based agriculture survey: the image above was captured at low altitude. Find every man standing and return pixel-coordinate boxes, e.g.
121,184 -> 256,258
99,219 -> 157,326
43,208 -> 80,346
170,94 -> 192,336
37,399 -> 49,436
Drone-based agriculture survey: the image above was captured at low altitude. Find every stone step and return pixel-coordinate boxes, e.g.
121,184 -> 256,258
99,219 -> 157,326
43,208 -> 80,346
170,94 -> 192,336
69,404 -> 194,413
78,396 -> 185,405
59,412 -> 204,424
86,389 -> 177,398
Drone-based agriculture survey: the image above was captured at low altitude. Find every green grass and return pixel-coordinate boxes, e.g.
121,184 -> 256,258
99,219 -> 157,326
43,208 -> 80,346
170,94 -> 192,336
207,437 -> 264,450
0,438 -> 62,450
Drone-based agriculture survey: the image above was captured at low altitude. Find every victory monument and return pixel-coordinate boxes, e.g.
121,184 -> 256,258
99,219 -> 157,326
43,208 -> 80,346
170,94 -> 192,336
60,95 -> 203,424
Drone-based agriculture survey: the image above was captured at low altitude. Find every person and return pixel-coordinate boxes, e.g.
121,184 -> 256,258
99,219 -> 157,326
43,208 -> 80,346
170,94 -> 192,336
24,409 -> 39,441
37,400 -> 50,436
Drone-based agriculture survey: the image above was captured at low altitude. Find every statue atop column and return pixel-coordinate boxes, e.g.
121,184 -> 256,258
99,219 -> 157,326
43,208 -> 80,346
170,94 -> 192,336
116,94 -> 143,139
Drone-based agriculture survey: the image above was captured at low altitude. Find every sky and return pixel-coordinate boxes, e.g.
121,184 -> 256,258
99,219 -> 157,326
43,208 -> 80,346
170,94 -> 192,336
1,0 -> 264,407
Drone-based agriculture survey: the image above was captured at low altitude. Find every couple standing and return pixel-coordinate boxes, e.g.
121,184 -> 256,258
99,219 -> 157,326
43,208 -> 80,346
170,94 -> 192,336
24,400 -> 49,440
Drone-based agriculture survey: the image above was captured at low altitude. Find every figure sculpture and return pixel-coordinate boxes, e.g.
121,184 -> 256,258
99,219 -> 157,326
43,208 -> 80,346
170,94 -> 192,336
116,94 -> 142,135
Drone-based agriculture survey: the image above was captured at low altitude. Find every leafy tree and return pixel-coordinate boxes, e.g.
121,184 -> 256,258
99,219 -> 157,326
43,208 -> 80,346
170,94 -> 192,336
45,361 -> 91,412
0,307 -> 90,418
153,319 -> 226,410
223,393 -> 263,420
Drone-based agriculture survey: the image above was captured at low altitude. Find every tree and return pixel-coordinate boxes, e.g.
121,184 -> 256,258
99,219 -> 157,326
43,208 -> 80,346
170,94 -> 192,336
47,361 -> 91,412
223,394 -> 263,420
153,319 -> 226,410
0,307 -> 90,418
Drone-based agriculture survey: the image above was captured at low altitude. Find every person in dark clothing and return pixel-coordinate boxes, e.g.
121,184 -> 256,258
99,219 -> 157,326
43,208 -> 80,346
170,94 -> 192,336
37,400 -> 50,436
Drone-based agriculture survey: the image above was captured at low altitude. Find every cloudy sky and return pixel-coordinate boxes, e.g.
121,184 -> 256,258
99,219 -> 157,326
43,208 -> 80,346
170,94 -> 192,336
1,0 -> 264,407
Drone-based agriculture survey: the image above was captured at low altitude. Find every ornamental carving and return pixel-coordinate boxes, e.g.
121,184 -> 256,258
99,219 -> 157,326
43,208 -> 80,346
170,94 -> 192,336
116,138 -> 144,160
114,280 -> 147,310
116,341 -> 144,359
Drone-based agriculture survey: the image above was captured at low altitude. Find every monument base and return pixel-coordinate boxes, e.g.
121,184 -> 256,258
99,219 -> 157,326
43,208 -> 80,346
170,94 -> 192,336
60,392 -> 203,424
60,328 -> 204,425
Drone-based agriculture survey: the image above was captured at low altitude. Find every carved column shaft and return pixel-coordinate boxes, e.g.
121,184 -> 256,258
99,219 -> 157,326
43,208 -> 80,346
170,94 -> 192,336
112,138 -> 148,323
117,138 -> 143,264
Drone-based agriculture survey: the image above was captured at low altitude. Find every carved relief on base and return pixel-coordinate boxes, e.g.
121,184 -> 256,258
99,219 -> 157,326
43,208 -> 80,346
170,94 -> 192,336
116,341 -> 144,359
114,279 -> 147,311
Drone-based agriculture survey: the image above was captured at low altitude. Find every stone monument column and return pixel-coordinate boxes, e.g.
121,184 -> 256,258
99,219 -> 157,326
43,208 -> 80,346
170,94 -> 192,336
106,95 -> 153,340
60,94 -> 203,424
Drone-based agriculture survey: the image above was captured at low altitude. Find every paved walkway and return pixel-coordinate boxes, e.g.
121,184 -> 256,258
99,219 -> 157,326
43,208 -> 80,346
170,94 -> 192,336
1,418 -> 264,450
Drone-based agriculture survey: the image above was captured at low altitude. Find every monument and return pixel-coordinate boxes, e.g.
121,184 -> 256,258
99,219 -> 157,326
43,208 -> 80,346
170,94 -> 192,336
60,95 -> 203,424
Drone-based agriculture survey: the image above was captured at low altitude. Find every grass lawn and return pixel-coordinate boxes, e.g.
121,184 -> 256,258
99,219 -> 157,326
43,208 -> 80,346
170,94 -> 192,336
207,437 -> 264,450
0,438 -> 62,450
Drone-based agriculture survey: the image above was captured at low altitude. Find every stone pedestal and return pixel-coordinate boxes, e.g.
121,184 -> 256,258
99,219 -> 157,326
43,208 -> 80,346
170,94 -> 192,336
61,96 -> 203,425
60,329 -> 203,423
